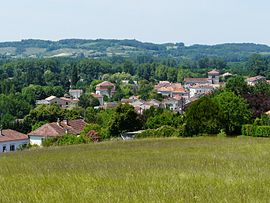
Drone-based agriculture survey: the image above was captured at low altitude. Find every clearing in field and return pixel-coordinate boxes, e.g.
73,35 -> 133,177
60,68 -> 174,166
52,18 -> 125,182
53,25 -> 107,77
0,137 -> 270,202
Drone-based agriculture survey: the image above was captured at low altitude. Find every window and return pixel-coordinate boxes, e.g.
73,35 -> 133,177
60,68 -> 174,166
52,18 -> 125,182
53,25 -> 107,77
10,145 -> 15,151
2,146 -> 6,152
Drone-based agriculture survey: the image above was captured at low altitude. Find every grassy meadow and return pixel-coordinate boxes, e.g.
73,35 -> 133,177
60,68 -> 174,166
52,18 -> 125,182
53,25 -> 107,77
1,137 -> 270,202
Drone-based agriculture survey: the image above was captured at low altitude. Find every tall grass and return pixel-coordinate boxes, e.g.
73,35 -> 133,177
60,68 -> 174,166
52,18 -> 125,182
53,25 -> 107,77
0,137 -> 270,202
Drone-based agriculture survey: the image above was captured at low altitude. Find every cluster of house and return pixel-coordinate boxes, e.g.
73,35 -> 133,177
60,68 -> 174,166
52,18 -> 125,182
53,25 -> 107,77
34,70 -> 270,113
34,70 -> 224,113
0,119 -> 89,153
36,89 -> 83,109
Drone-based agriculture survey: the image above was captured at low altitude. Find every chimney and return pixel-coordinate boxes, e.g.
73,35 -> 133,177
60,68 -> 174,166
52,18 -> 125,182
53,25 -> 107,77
57,118 -> 60,126
63,119 -> 68,126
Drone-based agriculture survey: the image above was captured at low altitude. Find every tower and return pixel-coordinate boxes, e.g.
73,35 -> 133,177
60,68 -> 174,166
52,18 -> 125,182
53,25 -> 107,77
208,69 -> 220,84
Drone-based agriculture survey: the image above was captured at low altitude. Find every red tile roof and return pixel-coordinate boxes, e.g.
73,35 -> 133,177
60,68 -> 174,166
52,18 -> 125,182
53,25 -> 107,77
190,84 -> 214,89
96,81 -> 115,91
0,129 -> 28,143
155,82 -> 186,93
91,93 -> 103,98
184,78 -> 209,83
28,119 -> 87,137
208,69 -> 220,75
247,76 -> 266,82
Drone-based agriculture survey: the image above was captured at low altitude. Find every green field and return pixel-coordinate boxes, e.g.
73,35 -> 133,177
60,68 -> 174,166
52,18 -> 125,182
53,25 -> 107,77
1,137 -> 270,202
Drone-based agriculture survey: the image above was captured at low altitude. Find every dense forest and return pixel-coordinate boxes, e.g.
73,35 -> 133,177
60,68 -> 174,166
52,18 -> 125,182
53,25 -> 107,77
0,39 -> 270,62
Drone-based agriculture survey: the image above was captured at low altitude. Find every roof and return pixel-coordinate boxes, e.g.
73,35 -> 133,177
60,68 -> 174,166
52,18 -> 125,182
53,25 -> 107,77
59,97 -> 79,103
190,84 -> 214,89
208,69 -> 220,75
184,78 -> 209,83
173,95 -> 183,101
45,96 -> 57,101
69,89 -> 83,93
247,76 -> 266,82
96,81 -> 115,87
155,82 -> 186,93
91,93 -> 103,98
28,119 -> 87,137
0,129 -> 28,143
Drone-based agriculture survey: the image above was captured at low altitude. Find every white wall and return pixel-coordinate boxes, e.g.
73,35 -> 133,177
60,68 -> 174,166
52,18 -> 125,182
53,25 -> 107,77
29,136 -> 44,146
0,139 -> 29,153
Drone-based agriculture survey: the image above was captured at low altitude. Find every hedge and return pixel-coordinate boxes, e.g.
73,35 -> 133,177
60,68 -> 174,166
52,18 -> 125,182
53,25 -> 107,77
136,125 -> 185,138
242,125 -> 270,137
241,125 -> 254,137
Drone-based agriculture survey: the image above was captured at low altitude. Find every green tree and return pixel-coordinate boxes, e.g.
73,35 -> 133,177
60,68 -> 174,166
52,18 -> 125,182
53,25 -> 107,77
78,94 -> 100,108
225,76 -> 249,96
185,97 -> 223,136
214,91 -> 251,134
109,104 -> 143,136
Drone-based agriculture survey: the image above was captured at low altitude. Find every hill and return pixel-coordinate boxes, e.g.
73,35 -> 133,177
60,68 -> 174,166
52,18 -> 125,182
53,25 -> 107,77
1,137 -> 270,202
0,39 -> 270,61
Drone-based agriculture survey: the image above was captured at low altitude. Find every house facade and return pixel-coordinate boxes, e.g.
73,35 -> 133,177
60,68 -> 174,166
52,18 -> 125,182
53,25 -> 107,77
246,76 -> 266,86
189,85 -> 214,98
155,81 -> 189,99
0,129 -> 29,153
36,95 -> 79,109
28,119 -> 87,146
69,89 -> 83,99
184,69 -> 220,88
96,81 -> 116,97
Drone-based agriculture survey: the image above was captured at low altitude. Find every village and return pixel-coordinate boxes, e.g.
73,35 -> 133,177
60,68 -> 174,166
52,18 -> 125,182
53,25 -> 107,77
1,68 -> 268,153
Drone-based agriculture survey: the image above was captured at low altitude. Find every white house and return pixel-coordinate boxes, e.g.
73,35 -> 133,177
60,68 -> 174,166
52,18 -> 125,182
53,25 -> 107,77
0,129 -> 29,153
36,95 -> 79,109
189,85 -> 214,98
28,119 -> 87,146
96,81 -> 116,97
69,89 -> 83,99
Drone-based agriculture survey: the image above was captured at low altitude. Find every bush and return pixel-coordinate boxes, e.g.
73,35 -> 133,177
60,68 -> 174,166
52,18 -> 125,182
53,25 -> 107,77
155,126 -> 176,137
42,134 -> 91,147
136,125 -> 178,138
242,125 -> 254,136
242,125 -> 270,137
254,126 -> 270,137
217,129 -> 227,137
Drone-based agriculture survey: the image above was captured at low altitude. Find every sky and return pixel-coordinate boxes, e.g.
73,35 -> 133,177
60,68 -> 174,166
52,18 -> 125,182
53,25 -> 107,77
1,0 -> 270,45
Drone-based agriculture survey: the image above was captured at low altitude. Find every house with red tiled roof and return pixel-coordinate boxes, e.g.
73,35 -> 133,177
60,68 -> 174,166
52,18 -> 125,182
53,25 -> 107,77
246,76 -> 266,86
0,129 -> 29,153
184,69 -> 220,88
96,81 -> 116,97
155,82 -> 189,99
28,119 -> 87,146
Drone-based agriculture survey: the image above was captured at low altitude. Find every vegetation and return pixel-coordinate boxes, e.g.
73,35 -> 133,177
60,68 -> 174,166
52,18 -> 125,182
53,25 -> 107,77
1,39 -> 270,62
1,138 -> 270,202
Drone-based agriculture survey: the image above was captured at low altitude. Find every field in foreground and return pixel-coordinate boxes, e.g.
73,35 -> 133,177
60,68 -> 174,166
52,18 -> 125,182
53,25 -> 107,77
1,137 -> 270,202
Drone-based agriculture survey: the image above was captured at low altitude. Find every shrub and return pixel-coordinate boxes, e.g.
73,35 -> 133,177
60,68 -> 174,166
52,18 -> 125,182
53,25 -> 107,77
242,125 -> 254,136
254,126 -> 270,137
136,125 -> 178,138
155,126 -> 176,137
242,125 -> 270,137
217,129 -> 227,137
42,137 -> 58,147
42,134 -> 91,147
